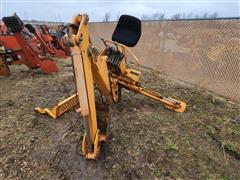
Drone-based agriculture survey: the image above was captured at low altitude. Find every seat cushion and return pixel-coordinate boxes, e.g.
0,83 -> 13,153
2,16 -> 23,33
112,15 -> 141,47
25,24 -> 36,33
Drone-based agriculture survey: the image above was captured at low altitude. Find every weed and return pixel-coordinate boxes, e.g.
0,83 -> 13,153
154,168 -> 162,179
170,170 -> 178,178
164,136 -> 178,151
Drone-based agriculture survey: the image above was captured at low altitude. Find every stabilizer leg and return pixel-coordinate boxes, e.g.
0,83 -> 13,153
35,94 -> 78,119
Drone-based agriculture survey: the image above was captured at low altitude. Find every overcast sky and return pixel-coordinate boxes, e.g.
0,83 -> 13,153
1,0 -> 239,22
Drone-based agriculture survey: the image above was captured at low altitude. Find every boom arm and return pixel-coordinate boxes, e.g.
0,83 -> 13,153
69,14 -> 112,159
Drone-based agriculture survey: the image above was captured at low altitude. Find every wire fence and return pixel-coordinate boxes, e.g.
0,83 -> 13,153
89,18 -> 240,102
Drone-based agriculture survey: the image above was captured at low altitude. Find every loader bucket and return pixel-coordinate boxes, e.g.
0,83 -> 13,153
39,60 -> 59,74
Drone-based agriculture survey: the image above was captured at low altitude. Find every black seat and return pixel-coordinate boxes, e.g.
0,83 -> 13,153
25,24 -> 36,33
112,15 -> 141,47
2,14 -> 23,33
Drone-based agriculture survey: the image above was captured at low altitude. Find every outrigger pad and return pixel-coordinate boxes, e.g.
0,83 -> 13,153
2,16 -> 23,33
112,15 -> 141,47
25,24 -> 36,33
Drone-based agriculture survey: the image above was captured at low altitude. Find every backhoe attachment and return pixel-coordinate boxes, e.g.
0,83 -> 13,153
36,14 -> 187,160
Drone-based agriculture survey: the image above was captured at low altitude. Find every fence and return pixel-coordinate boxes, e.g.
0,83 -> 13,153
89,18 -> 240,101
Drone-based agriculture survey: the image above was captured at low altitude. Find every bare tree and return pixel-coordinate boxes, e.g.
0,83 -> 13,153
171,13 -> 183,20
141,12 -> 219,21
152,12 -> 165,20
103,13 -> 111,22
141,14 -> 150,20
209,12 -> 219,18
202,13 -> 209,19
187,13 -> 194,19
194,14 -> 200,19
196,12 -> 219,19
116,11 -> 120,21
141,12 -> 165,20
181,13 -> 187,19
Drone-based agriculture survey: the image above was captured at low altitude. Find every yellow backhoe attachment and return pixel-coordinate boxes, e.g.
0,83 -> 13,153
36,14 -> 187,159
35,94 -> 78,119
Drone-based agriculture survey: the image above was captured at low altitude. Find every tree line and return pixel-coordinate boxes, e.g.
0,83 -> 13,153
102,12 -> 220,22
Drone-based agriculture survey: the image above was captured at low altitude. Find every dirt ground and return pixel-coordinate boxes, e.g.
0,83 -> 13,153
0,58 -> 239,179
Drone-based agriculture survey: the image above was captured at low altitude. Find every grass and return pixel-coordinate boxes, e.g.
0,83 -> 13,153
154,168 -> 162,179
164,136 -> 178,151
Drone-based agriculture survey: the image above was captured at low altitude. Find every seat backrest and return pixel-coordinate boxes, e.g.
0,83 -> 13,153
2,15 -> 23,33
112,15 -> 141,47
25,24 -> 36,34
